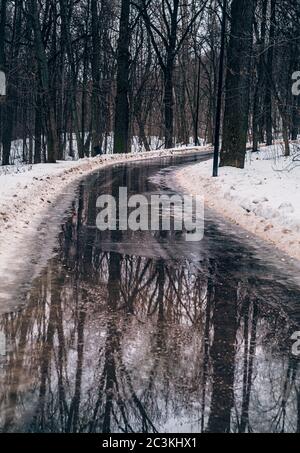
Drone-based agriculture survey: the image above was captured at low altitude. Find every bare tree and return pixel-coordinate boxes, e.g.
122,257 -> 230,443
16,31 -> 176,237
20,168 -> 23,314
220,0 -> 255,168
114,0 -> 131,154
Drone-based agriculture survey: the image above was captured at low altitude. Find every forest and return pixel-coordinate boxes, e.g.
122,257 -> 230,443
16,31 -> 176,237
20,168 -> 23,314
0,0 -> 299,167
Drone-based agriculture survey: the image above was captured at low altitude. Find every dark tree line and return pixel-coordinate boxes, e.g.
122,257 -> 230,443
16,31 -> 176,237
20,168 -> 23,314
220,0 -> 300,167
0,0 -> 299,167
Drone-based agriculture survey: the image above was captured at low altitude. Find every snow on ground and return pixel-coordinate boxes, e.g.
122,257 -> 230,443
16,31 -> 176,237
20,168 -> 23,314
0,146 -> 209,310
8,135 -> 206,164
176,143 -> 300,261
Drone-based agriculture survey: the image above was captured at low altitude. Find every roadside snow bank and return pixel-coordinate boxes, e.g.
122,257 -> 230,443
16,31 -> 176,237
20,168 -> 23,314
176,144 -> 300,261
0,146 -> 209,310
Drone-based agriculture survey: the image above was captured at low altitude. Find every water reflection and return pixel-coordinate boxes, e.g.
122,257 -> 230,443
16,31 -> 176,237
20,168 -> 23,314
0,158 -> 300,433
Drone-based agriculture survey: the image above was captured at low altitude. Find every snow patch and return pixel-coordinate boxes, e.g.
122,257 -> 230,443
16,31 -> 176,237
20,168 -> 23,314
175,144 -> 300,261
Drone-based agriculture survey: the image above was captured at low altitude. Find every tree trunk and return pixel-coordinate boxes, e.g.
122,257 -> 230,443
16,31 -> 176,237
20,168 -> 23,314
59,0 -> 84,159
282,116 -> 290,156
30,0 -> 58,163
91,0 -> 103,156
2,103 -> 13,165
194,56 -> 201,146
164,66 -> 174,149
0,0 -> 5,71
265,0 -> 276,146
34,91 -> 42,163
0,0 -> 10,166
113,0 -> 130,154
220,0 -> 255,169
252,0 -> 268,152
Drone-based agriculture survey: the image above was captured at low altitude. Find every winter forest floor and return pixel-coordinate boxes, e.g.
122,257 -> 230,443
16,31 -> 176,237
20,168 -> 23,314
176,143 -> 300,261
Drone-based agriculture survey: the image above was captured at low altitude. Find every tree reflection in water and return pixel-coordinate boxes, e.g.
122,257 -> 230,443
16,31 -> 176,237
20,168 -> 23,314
0,164 -> 300,433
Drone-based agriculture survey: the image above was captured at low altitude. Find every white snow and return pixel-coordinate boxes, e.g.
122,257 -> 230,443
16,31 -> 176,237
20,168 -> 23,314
0,146 -> 209,310
175,143 -> 300,261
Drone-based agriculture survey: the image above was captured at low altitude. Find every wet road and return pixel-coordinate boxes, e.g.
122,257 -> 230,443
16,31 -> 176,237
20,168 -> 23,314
0,152 -> 300,433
